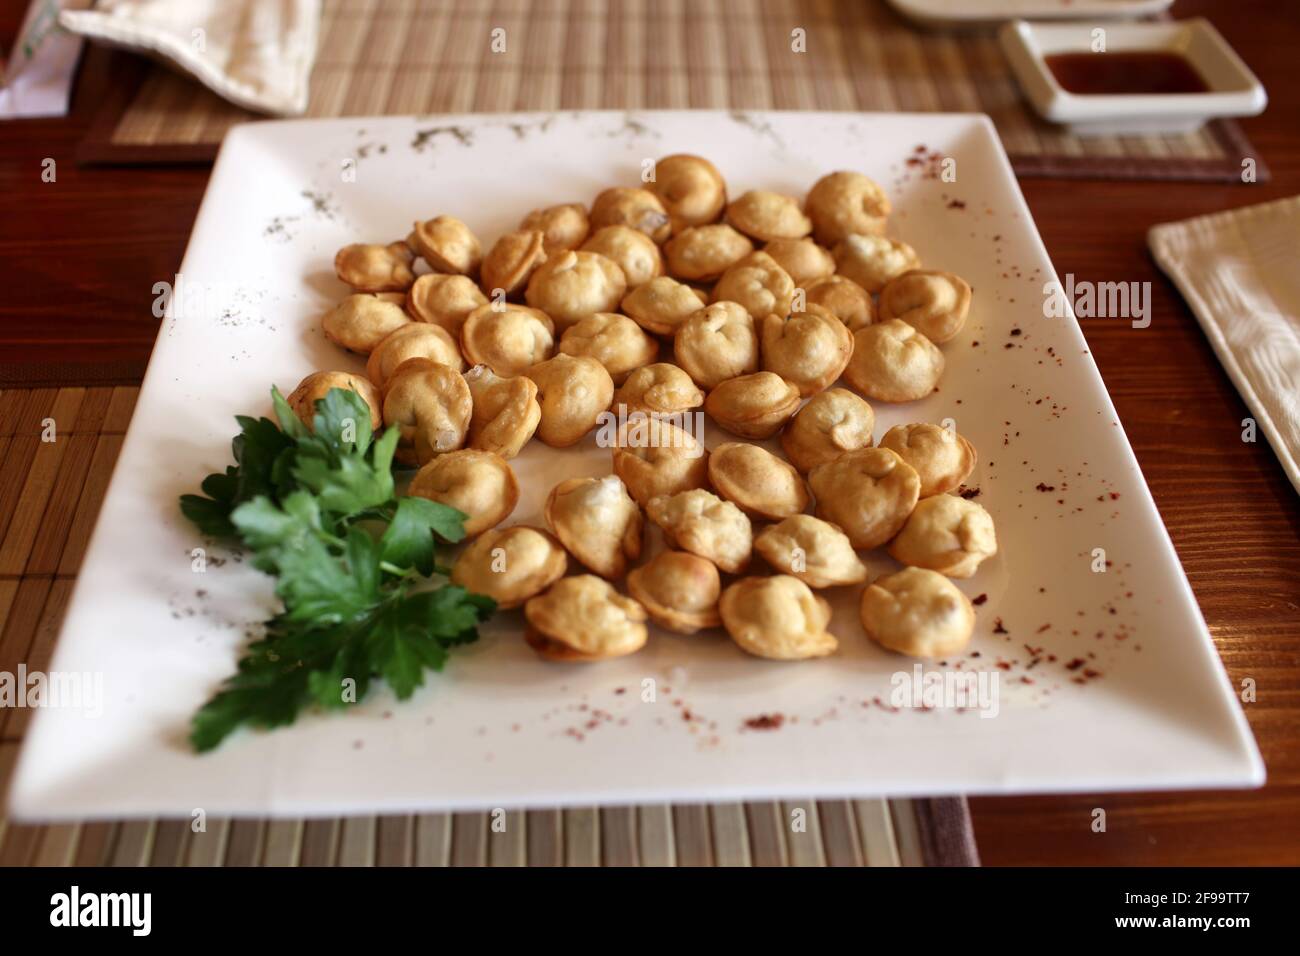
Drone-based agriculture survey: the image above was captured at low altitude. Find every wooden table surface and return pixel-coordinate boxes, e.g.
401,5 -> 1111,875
2,0 -> 1297,865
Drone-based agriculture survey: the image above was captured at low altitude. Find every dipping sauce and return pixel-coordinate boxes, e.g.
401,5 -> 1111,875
1046,51 -> 1211,95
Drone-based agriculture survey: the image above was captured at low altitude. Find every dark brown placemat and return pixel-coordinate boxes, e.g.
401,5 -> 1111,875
0,384 -> 980,866
76,0 -> 1265,182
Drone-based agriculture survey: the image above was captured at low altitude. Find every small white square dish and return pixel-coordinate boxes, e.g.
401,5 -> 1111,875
6,111 -> 1262,820
1000,18 -> 1267,136
888,0 -> 1173,30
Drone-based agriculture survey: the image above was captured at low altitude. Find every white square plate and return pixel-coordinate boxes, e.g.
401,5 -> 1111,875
8,111 -> 1262,820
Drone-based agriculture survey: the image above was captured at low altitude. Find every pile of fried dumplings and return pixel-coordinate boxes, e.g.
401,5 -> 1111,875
287,154 -> 996,665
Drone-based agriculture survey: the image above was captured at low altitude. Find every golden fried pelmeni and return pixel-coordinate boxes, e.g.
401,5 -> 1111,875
544,475 -> 643,579
663,224 -> 754,283
523,575 -> 649,662
805,170 -> 891,246
409,215 -> 481,276
725,189 -> 813,243
808,447 -> 920,550
406,449 -> 518,538
627,550 -> 722,634
646,489 -> 753,575
708,442 -> 809,521
711,251 -> 796,321
888,494 -> 997,579
781,388 -> 876,474
754,515 -> 868,588
648,154 -> 727,232
804,275 -> 875,331
406,273 -> 488,334
322,292 -> 411,354
588,187 -> 671,244
526,353 -> 615,447
879,269 -> 972,344
334,242 -> 416,292
764,237 -> 836,286
719,575 -> 837,661
286,371 -> 382,432
674,301 -> 759,391
480,229 -> 548,300
620,276 -> 707,336
381,357 -> 473,467
860,567 -> 975,659
520,202 -> 590,254
611,419 -> 709,507
524,250 -> 627,331
459,303 -> 555,377
581,225 -> 664,288
559,312 -> 658,386
878,423 -> 976,498
366,323 -> 464,390
761,306 -> 854,398
833,234 -> 920,294
451,525 -> 567,610
612,363 -> 705,418
843,319 -> 945,404
703,371 -> 801,440
463,364 -> 541,459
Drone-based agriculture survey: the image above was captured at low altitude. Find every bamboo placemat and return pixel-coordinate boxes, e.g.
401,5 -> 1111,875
77,0 -> 1264,182
0,385 -> 979,867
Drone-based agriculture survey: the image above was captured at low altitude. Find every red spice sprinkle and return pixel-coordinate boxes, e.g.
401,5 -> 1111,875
1010,327 -> 1022,336
613,687 -> 626,695
1035,482 -> 1056,492
959,485 -> 982,499
1065,658 -> 1087,671
947,199 -> 966,209
993,618 -> 1008,634
743,713 -> 785,731
972,593 -> 989,605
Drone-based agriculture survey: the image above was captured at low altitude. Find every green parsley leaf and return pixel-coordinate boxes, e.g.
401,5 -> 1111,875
379,496 -> 468,576
179,411 -> 294,536
183,385 -> 497,752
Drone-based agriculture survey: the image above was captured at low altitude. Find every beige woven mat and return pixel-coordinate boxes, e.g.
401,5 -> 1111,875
0,386 -> 978,866
81,0 -> 1262,182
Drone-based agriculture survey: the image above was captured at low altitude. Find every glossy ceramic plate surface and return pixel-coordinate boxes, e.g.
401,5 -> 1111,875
8,110 -> 1262,819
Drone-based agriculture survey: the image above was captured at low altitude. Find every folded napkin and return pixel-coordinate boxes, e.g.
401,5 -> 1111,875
59,0 -> 321,116
0,1 -> 91,118
1149,196 -> 1300,495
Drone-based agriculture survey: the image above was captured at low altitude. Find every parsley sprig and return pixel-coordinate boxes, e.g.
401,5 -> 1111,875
180,387 -> 494,752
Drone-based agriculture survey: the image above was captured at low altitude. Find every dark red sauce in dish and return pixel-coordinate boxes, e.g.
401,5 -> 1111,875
1046,51 -> 1211,95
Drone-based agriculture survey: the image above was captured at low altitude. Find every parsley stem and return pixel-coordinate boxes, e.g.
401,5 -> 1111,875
379,560 -> 417,578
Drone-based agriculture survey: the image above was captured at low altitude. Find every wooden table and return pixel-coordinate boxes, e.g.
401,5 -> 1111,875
1,0 -> 1296,865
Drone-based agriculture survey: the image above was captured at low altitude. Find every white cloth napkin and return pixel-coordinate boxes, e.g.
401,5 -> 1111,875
1149,196 -> 1300,495
0,1 -> 92,118
59,0 -> 321,116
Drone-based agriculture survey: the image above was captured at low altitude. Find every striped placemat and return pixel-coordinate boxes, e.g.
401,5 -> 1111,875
0,385 -> 979,866
78,0 -> 1264,182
